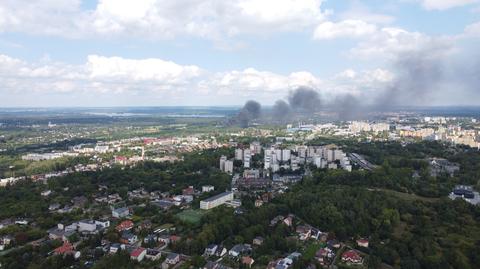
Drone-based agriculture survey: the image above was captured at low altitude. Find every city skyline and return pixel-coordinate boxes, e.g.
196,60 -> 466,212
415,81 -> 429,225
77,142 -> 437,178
0,0 -> 480,107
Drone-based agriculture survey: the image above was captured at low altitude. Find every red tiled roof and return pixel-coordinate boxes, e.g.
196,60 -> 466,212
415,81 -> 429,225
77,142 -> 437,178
130,247 -> 145,257
116,220 -> 134,231
242,256 -> 254,264
55,242 -> 74,254
342,250 -> 361,260
170,235 -> 181,242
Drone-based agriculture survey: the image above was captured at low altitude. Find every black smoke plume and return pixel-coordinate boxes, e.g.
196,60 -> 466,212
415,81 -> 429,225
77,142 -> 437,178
333,94 -> 366,121
236,100 -> 262,127
272,100 -> 292,121
288,87 -> 322,112
375,51 -> 444,110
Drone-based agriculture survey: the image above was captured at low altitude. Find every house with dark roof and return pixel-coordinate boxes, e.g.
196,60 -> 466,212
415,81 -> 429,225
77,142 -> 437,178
166,253 -> 180,265
145,248 -> 162,261
228,244 -> 251,257
204,244 -> 218,256
120,231 -> 138,245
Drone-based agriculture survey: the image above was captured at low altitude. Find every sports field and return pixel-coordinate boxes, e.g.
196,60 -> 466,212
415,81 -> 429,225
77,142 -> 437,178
176,209 -> 205,224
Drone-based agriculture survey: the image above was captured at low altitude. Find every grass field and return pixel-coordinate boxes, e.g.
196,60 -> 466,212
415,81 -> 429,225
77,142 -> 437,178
367,188 -> 440,203
176,209 -> 205,224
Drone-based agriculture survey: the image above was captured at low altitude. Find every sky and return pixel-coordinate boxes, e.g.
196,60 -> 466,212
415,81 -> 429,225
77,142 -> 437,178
0,0 -> 479,107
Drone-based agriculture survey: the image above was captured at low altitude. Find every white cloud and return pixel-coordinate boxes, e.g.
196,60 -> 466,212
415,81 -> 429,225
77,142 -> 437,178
1,53 -> 400,105
329,68 -> 395,97
0,0 -> 326,40
464,21 -> 480,36
0,0 -> 86,37
313,20 -> 377,40
349,27 -> 455,60
0,54 -> 327,104
338,2 -> 395,24
200,68 -> 323,99
93,0 -> 327,39
416,0 -> 479,10
86,55 -> 202,83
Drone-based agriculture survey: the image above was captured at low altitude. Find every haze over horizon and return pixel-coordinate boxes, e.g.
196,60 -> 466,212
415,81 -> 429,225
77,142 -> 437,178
0,0 -> 480,107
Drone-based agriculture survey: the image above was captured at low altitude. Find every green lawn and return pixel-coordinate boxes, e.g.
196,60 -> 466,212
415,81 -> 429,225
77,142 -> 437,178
176,209 -> 205,224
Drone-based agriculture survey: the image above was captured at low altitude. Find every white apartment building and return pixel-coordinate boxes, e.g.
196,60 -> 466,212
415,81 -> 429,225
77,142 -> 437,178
200,192 -> 234,210
235,149 -> 243,161
243,149 -> 252,168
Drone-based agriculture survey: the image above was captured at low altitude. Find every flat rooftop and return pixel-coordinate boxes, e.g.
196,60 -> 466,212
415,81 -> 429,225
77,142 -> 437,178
202,191 -> 232,202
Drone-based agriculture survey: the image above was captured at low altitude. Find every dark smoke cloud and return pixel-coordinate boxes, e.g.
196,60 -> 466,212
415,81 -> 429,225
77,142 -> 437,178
332,94 -> 366,120
272,100 -> 292,121
288,87 -> 322,112
374,51 -> 445,110
237,100 -> 262,127
233,40 -> 480,125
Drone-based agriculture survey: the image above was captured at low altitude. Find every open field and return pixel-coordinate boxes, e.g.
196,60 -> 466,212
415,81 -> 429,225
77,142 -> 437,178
176,209 -> 205,224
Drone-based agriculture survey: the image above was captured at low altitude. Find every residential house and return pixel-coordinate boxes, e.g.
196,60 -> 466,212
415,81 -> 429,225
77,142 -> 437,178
215,246 -> 227,257
112,207 -> 130,218
241,256 -> 255,268
138,220 -> 152,231
41,190 -> 52,197
120,231 -> 138,245
54,241 -> 75,256
170,235 -> 181,244
78,220 -> 98,234
144,234 -> 158,244
116,220 -> 134,232
204,244 -> 218,256
327,239 -> 341,249
341,250 -> 362,264
296,225 -> 312,240
95,219 -> 110,229
158,234 -> 170,245
202,185 -> 214,193
109,243 -> 121,254
145,248 -> 162,261
182,186 -> 195,196
253,236 -> 264,246
71,196 -> 88,208
1,235 -> 13,246
58,206 -> 73,214
47,226 -> 75,242
229,244 -> 251,257
283,216 -> 293,227
270,215 -> 285,226
130,247 -> 147,262
15,219 -> 28,225
165,253 -> 180,265
310,228 -> 321,240
315,247 -> 335,266
152,199 -> 174,210
356,238 -> 369,248
318,232 -> 328,242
